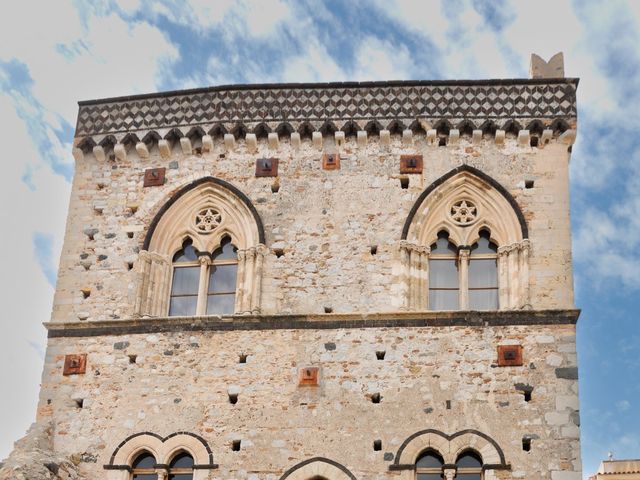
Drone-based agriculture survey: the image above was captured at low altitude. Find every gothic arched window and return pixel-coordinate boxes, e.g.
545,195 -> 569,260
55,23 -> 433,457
468,230 -> 498,310
428,232 -> 459,310
131,451 -> 157,480
136,178 -> 266,317
168,451 -> 194,480
455,451 -> 483,480
400,167 -> 531,311
168,236 -> 238,316
415,450 -> 444,480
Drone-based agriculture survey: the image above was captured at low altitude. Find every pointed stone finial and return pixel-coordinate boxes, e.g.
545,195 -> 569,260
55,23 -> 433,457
530,52 -> 564,78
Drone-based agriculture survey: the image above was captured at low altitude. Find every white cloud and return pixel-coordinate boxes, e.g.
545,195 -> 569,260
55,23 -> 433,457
282,39 -> 347,83
616,400 -> 631,412
0,0 -> 179,459
0,96 -> 71,459
146,0 -> 290,37
351,37 -> 413,81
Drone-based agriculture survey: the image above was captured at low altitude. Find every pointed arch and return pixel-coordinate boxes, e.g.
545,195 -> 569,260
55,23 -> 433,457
135,177 -> 266,317
401,165 -> 527,244
144,177 -> 265,252
399,166 -> 530,311
280,457 -> 357,480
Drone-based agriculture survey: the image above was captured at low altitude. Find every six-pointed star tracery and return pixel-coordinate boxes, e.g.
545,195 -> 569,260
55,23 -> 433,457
450,200 -> 477,225
195,208 -> 222,232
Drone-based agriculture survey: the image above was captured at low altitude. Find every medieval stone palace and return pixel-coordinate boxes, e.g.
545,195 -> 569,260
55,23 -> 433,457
1,55 -> 581,480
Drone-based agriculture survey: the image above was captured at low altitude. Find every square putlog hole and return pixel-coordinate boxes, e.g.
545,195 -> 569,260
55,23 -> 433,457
143,167 -> 166,187
63,354 -> 87,376
322,153 -> 340,170
255,158 -> 279,177
298,366 -> 319,386
399,155 -> 423,174
497,345 -> 524,367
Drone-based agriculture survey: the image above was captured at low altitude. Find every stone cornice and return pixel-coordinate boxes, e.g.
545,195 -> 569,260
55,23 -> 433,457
74,78 -> 578,142
45,309 -> 580,338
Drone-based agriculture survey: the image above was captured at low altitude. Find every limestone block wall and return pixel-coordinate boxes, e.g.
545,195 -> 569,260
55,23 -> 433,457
51,134 -> 574,323
36,322 -> 580,479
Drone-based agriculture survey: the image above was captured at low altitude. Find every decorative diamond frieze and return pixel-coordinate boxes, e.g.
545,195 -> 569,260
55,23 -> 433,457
75,80 -> 578,137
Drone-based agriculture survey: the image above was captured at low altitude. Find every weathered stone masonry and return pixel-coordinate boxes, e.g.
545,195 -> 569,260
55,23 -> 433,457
1,67 -> 581,480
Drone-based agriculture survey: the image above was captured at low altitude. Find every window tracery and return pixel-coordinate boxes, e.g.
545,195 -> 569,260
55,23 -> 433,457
134,178 -> 266,317
400,167 -> 530,311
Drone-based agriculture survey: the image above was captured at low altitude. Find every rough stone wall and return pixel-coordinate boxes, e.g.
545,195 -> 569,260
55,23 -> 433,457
34,323 -> 580,480
50,134 -> 574,323
0,421 -> 82,480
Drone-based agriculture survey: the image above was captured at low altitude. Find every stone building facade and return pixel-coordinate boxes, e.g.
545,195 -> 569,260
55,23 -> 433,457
1,59 -> 581,480
589,460 -> 640,480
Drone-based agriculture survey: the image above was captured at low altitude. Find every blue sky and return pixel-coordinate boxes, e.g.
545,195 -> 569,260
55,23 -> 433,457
0,0 -> 638,477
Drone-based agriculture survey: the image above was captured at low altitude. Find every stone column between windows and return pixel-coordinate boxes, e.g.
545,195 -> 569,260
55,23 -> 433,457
497,240 -> 531,309
443,467 -> 456,480
399,241 -> 430,310
497,249 -> 509,309
519,239 -> 531,306
459,248 -> 470,310
235,249 -> 247,313
507,245 -> 519,308
196,256 -> 211,315
398,241 -> 411,310
252,244 -> 267,314
134,251 -> 171,317
135,251 -> 152,315
241,247 -> 256,314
